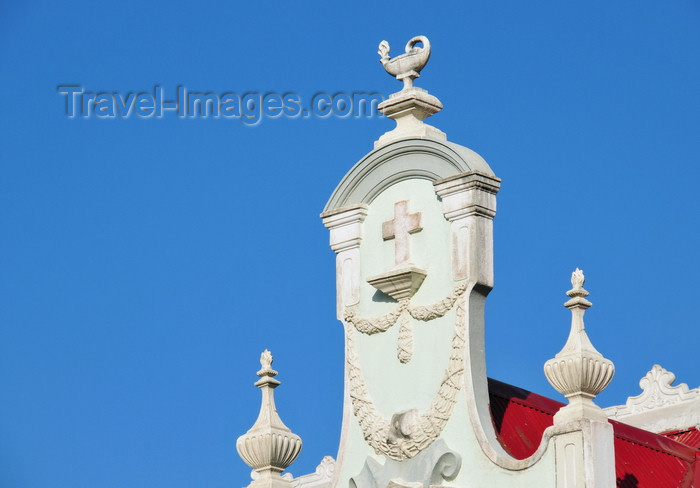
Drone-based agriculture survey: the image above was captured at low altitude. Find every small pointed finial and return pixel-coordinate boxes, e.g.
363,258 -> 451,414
570,268 -> 584,290
258,349 -> 278,377
237,351 -> 302,488
544,270 -> 615,423
567,268 -> 589,298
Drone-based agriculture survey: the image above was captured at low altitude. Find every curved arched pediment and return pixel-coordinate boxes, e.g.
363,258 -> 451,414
323,138 -> 495,212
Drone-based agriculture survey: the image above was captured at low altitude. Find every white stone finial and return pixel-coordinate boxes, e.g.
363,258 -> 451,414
378,36 -> 431,91
258,349 -> 278,377
237,351 -> 302,488
570,268 -> 586,293
375,36 -> 445,149
544,269 -> 615,423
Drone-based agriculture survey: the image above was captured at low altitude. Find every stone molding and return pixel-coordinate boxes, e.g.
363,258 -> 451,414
458,285 -> 555,471
621,364 -> 699,412
375,88 -> 446,148
433,171 -> 500,282
291,457 -> 336,488
349,439 -> 461,488
321,205 -> 369,318
321,204 -> 369,253
323,138 -> 494,213
366,265 -> 427,301
604,365 -> 700,433
434,172 -> 501,221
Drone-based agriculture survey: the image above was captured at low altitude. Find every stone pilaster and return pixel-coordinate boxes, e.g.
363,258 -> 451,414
321,204 -> 369,320
551,420 -> 615,488
434,171 -> 501,284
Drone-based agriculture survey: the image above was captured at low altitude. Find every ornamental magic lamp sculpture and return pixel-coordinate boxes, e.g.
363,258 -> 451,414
378,36 -> 432,90
237,350 -> 302,488
375,36 -> 445,148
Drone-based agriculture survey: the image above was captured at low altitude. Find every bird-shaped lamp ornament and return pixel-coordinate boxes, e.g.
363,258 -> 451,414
378,36 -> 431,91
374,36 -> 446,148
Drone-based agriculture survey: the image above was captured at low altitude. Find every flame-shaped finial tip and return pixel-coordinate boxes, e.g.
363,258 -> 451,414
571,268 -> 585,289
260,349 -> 272,368
257,349 -> 278,377
566,268 -> 589,299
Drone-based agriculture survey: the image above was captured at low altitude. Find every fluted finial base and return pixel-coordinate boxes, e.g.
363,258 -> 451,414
544,347 -> 615,423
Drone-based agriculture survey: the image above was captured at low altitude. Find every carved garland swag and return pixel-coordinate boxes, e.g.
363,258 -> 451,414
343,282 -> 468,460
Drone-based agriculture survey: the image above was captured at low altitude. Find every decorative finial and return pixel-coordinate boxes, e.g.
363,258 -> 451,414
237,351 -> 302,488
544,270 -> 615,423
258,349 -> 278,377
569,268 -> 587,295
374,35 -> 445,149
378,36 -> 432,91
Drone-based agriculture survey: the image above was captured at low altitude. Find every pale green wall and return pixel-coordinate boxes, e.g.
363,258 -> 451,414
334,178 -> 556,488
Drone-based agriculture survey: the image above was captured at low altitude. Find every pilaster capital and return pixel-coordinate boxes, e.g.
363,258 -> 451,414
321,204 -> 369,253
434,171 -> 501,221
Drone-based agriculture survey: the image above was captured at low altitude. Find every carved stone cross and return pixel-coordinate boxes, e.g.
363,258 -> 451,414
382,200 -> 422,265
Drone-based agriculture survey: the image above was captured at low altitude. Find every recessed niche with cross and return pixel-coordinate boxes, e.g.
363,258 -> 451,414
382,200 -> 423,266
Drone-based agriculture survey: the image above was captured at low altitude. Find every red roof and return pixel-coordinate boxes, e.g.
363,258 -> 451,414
663,428 -> 700,450
488,378 -> 700,488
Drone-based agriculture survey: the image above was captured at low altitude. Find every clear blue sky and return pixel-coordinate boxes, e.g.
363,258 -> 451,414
1,2 -> 699,487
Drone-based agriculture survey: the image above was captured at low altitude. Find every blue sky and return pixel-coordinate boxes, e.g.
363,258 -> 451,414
1,2 -> 699,487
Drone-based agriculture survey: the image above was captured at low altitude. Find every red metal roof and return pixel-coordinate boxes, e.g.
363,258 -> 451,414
663,428 -> 700,450
488,378 -> 700,488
